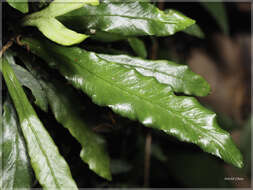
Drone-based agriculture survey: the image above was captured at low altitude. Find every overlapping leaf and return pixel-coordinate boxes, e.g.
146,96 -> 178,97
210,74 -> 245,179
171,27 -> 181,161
21,39 -> 210,97
22,37 -> 243,168
6,0 -> 28,13
5,53 -> 48,112
57,1 -> 195,39
96,54 -> 210,96
1,53 -> 78,190
18,53 -> 112,180
127,37 -> 147,58
164,9 -> 205,39
22,0 -> 99,45
0,97 -> 33,190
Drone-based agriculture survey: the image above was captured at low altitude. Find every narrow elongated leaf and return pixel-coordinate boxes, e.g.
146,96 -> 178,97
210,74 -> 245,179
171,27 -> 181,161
22,37 -> 243,168
127,37 -> 147,58
26,17 -> 88,46
1,54 -> 78,190
5,53 -> 48,112
200,1 -> 229,34
22,0 -> 99,45
96,54 -> 210,96
58,2 -> 195,38
18,53 -> 112,180
1,97 -> 33,190
44,80 -> 112,180
6,0 -> 28,13
21,38 -> 210,97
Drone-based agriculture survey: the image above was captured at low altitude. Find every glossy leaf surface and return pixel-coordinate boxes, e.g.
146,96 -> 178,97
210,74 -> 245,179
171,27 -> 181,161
40,0 -> 99,18
22,39 -> 209,97
128,37 -> 147,58
164,9 -> 205,39
19,54 -> 112,180
5,53 -> 48,112
1,55 -> 78,190
1,97 -> 33,190
58,2 -> 195,37
6,0 -> 28,13
22,37 -> 243,168
96,54 -> 210,96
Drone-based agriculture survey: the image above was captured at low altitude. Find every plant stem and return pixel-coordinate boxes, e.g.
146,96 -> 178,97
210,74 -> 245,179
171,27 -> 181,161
0,39 -> 14,58
144,131 -> 152,187
143,35 -> 159,187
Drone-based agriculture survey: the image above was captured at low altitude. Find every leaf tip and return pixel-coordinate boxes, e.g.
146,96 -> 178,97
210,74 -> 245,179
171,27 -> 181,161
232,153 -> 244,169
105,174 -> 112,181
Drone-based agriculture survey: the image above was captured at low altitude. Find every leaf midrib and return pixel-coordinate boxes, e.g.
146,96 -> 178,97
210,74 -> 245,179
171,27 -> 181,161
97,54 -> 187,84
65,53 -> 231,159
60,14 -> 179,25
4,68 -> 61,189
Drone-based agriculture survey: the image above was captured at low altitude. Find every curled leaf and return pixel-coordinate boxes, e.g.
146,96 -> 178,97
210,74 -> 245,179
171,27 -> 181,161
22,0 -> 99,45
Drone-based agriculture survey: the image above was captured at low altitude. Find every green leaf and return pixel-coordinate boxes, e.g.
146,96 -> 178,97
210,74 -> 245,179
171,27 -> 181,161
6,0 -> 28,13
164,9 -> 205,39
57,2 -> 195,38
26,17 -> 88,46
40,0 -> 99,18
183,24 -> 205,39
1,54 -> 78,190
200,1 -> 229,35
19,53 -> 112,181
44,81 -> 112,181
22,0 -> 99,45
21,38 -> 210,97
22,37 -> 243,168
95,54 -> 210,96
127,37 -> 147,58
5,53 -> 48,112
1,97 -> 33,189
